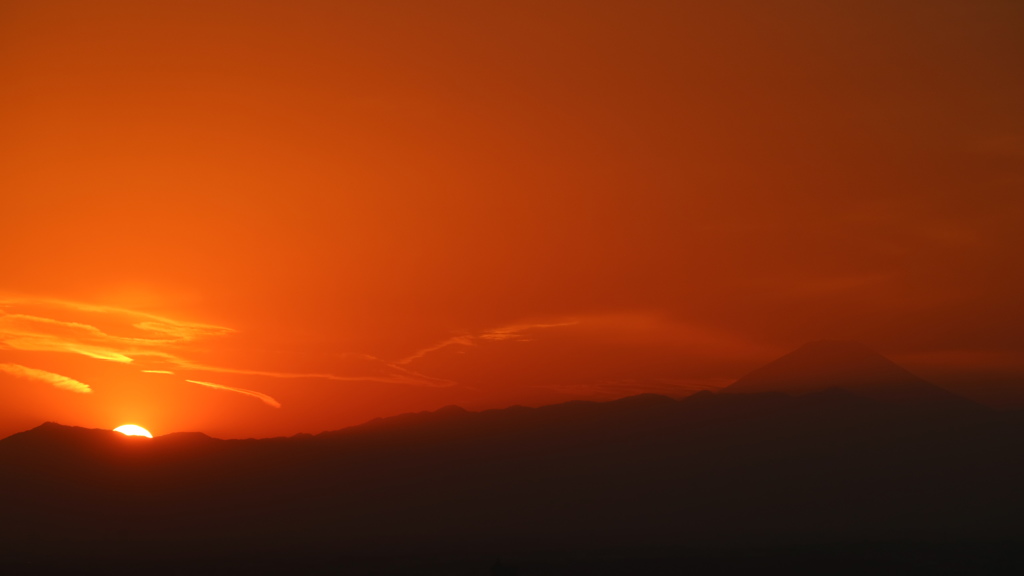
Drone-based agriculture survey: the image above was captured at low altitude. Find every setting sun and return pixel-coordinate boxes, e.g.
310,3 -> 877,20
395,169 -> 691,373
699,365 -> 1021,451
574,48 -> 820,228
114,424 -> 153,438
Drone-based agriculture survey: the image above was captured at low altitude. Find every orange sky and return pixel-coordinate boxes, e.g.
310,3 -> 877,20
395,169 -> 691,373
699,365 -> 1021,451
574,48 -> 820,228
2,1 -> 1023,438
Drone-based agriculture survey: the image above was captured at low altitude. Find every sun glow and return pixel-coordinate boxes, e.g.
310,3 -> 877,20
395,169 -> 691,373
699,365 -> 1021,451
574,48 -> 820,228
114,424 -> 153,438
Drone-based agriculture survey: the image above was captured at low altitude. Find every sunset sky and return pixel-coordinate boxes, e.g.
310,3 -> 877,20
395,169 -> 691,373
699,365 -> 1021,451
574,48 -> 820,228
2,1 -> 1022,439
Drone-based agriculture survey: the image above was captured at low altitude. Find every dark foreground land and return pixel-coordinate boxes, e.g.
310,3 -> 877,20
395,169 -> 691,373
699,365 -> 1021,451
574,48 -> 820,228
2,541 -> 1023,575
2,343 -> 1022,574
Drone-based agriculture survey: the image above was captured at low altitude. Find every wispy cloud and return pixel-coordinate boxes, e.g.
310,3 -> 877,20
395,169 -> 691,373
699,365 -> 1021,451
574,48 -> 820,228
398,320 -> 579,365
0,297 -> 232,339
0,333 -> 136,363
186,380 -> 281,408
0,363 -> 92,394
173,354 -> 456,387
397,313 -> 776,397
0,302 -> 232,364
398,335 -> 476,365
0,295 -> 450,388
477,321 -> 579,342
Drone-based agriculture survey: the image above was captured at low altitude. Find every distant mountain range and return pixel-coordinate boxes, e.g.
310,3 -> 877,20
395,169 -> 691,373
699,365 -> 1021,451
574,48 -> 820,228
724,340 -> 981,408
2,342 -> 1022,575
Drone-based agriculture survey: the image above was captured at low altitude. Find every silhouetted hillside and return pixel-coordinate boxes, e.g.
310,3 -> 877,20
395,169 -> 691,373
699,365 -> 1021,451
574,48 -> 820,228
1,344 -> 1023,575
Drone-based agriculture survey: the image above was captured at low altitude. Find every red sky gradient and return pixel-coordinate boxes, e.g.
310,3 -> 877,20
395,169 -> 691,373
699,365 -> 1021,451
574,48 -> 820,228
2,1 -> 1023,438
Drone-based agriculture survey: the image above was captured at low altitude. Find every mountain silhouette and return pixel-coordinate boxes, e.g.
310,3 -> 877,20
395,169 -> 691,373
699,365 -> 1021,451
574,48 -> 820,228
1,352 -> 1022,574
723,340 -> 977,409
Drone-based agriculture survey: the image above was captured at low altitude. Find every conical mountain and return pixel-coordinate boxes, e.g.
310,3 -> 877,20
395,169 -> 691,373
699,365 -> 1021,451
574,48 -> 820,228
723,340 -> 977,409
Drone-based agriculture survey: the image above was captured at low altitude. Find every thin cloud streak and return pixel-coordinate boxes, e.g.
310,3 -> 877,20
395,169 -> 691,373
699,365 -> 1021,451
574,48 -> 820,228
399,312 -> 779,398
0,303 -> 230,363
177,360 -> 456,387
186,380 -> 281,408
0,297 -> 233,338
478,321 -> 579,341
0,335 -> 136,363
398,320 -> 580,365
0,363 -> 92,393
0,296 -> 454,388
398,335 -> 475,365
